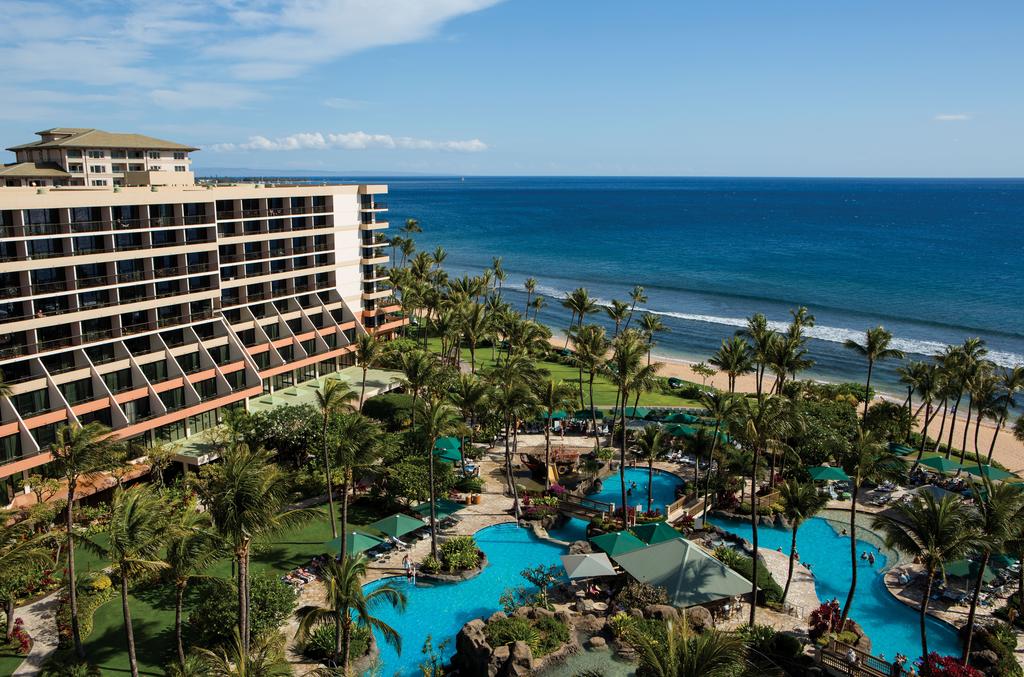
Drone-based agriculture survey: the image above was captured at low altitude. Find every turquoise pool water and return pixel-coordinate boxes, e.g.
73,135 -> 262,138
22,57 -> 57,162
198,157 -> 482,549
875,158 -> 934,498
362,523 -> 566,676
587,467 -> 684,513
548,515 -> 589,543
708,515 -> 961,662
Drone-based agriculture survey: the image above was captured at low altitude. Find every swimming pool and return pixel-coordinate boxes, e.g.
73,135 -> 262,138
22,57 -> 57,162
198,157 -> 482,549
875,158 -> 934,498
708,515 -> 961,662
362,523 -> 566,676
587,466 -> 684,513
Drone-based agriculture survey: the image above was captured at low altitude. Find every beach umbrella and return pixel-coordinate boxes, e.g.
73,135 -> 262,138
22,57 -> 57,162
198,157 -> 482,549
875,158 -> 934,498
625,419 -> 650,432
560,553 -> 617,579
808,466 -> 850,482
621,407 -> 651,419
663,412 -> 688,423
369,513 -> 426,539
944,559 -> 997,584
964,464 -> 1015,482
326,531 -> 384,554
630,521 -> 681,545
888,442 -> 917,456
412,498 -> 466,521
589,530 -> 647,557
918,456 -> 963,474
434,436 -> 461,451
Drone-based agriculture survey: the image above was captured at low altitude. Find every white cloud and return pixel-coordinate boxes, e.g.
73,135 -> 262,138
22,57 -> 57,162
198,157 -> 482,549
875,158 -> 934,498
934,113 -> 971,121
323,97 -> 368,110
211,131 -> 488,152
149,83 -> 262,110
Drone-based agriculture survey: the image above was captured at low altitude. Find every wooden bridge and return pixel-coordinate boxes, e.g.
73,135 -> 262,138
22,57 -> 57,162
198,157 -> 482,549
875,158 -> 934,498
558,493 -> 614,520
817,639 -> 903,677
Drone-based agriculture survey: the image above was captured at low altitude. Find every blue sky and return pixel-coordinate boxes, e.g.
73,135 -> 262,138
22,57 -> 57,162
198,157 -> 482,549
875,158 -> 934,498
2,0 -> 1022,177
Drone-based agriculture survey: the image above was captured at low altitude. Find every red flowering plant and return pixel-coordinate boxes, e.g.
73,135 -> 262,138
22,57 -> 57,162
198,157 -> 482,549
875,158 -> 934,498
808,599 -> 842,641
915,654 -> 983,677
7,617 -> 31,654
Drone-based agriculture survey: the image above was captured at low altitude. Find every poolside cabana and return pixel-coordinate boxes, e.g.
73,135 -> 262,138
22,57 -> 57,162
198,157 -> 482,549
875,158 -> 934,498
611,537 -> 752,609
433,447 -> 463,464
560,553 -> 617,579
913,484 -> 961,502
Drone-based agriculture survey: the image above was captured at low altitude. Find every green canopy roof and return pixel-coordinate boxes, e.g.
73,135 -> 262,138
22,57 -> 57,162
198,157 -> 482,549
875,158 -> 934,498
945,559 -> 997,584
433,447 -> 462,464
808,466 -> 850,482
889,443 -> 917,456
620,407 -> 651,419
434,436 -> 461,451
539,410 -> 568,420
663,412 -> 690,423
964,464 -> 1016,482
589,530 -> 647,557
664,424 -> 697,438
630,521 -> 681,545
611,537 -> 753,608
919,456 -> 963,474
573,409 -> 605,421
412,498 -> 466,521
326,531 -> 384,555
368,513 -> 426,538
560,553 -> 617,579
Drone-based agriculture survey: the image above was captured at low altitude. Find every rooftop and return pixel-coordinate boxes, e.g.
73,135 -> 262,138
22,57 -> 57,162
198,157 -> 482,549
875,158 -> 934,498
8,128 -> 199,152
0,162 -> 69,178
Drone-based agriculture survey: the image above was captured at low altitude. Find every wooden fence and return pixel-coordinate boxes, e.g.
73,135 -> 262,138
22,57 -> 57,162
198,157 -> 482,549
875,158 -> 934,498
817,639 -> 901,677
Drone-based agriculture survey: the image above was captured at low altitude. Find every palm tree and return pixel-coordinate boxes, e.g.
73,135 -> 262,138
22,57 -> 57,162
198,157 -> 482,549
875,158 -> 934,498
911,363 -> 941,469
699,391 -> 738,519
202,445 -> 312,656
530,295 -> 545,322
606,300 -> 630,337
196,630 -> 291,677
872,494 -> 982,671
333,413 -> 382,559
740,313 -> 775,398
401,217 -> 422,238
354,333 -> 382,411
0,510 -> 51,638
86,486 -> 169,677
633,425 -> 666,509
315,379 -> 356,540
639,313 -> 668,365
630,620 -> 747,677
571,324 -> 611,447
561,287 -> 599,348
843,326 -> 906,418
487,354 -> 542,519
987,366 -> 1024,463
416,395 -> 461,557
523,277 -> 537,314
294,555 -> 406,671
431,246 -> 447,269
0,372 -> 11,399
837,430 -> 903,629
729,396 -> 797,625
708,336 -> 753,393
622,285 -> 647,332
765,334 -> 813,395
777,480 -> 828,605
400,349 -> 438,429
461,302 -> 491,373
535,379 -> 578,489
165,501 -> 222,667
961,480 -> 1024,661
48,422 -> 123,659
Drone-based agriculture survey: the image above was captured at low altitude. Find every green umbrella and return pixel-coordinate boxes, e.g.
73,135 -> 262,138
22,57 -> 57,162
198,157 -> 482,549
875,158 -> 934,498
918,456 -> 963,474
663,412 -> 690,424
369,513 -> 426,538
412,498 -> 466,521
433,447 -> 463,464
964,464 -> 1015,482
573,409 -> 605,421
589,530 -> 647,557
630,521 -> 681,545
620,407 -> 651,419
944,559 -> 997,584
434,436 -> 461,451
539,410 -> 568,421
808,466 -> 850,482
326,531 -> 384,554
888,442 -> 917,456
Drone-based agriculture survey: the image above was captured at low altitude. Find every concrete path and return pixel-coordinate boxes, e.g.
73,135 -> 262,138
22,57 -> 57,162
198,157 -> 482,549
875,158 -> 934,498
13,590 -> 61,676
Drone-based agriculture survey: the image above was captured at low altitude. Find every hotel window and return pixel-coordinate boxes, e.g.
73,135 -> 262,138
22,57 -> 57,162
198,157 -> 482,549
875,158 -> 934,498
69,164 -> 83,173
112,204 -> 139,225
85,344 -> 116,365
59,378 -> 94,405
82,316 -> 112,341
12,389 -> 49,417
74,235 -> 104,254
79,290 -> 109,309
155,420 -> 186,443
66,150 -> 82,158
140,360 -> 167,383
87,150 -> 105,159
173,152 -> 186,160
148,151 -> 161,159
175,165 -> 187,172
129,150 -> 144,159
103,368 -> 133,394
112,164 -> 127,172
29,239 -> 63,259
89,165 -> 106,173
115,232 -> 143,251
111,150 -> 127,159
91,179 -> 108,186
129,163 -> 144,172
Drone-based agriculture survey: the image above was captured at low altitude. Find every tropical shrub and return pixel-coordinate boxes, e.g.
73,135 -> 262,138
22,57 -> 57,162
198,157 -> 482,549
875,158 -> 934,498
456,476 -> 484,493
718,553 -> 783,606
81,573 -> 111,593
485,616 -> 539,652
436,535 -> 481,573
56,586 -> 114,649
362,393 -> 414,431
380,457 -> 456,504
419,555 -> 443,574
533,615 -> 569,657
964,621 -> 1021,677
808,599 -> 843,641
187,575 -> 296,648
918,654 -> 983,677
617,581 -> 669,609
7,617 -> 31,654
241,404 -> 322,469
301,623 -> 371,661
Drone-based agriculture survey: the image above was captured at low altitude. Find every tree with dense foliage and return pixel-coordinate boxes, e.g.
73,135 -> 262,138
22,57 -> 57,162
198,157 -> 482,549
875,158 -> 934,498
740,313 -> 775,398
633,425 -> 666,510
331,412 -> 381,559
606,299 -> 630,337
777,480 -> 828,605
843,325 -> 906,418
560,287 -> 599,348
570,324 -> 611,446
354,332 -> 383,410
699,391 -> 739,518
872,494 -> 982,672
196,629 -> 291,677
165,500 -> 222,666
49,422 -> 123,659
709,336 -> 754,393
623,285 -> 647,333
630,619 -> 748,677
523,277 -> 537,314
399,349 -> 439,429
0,510 -> 51,638
416,395 -> 461,557
534,379 -> 578,489
86,486 -> 169,677
295,555 -> 406,671
639,313 -> 668,365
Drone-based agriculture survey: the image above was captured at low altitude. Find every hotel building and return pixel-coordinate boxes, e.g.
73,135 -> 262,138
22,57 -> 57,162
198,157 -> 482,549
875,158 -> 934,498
0,129 -> 403,505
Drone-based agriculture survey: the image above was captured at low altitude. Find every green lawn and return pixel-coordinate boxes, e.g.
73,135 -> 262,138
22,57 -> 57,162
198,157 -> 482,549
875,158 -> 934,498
76,499 -> 392,675
0,639 -> 26,676
426,338 -> 702,408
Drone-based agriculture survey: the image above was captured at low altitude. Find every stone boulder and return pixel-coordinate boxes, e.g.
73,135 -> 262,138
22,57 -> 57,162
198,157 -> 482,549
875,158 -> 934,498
968,649 -> 999,675
685,606 -> 714,632
574,613 -> 606,634
569,540 -> 593,555
453,619 -> 492,676
844,619 -> 872,654
488,611 -> 507,625
643,604 -> 680,622
587,636 -> 607,649
500,640 -> 534,676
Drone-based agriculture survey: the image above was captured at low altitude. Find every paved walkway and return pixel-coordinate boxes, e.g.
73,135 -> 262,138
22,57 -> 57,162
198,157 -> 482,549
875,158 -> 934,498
13,590 -> 61,676
760,548 -> 818,620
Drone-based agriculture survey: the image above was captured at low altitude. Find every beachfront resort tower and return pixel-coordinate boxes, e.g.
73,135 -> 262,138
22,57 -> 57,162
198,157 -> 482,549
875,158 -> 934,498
0,128 -> 402,505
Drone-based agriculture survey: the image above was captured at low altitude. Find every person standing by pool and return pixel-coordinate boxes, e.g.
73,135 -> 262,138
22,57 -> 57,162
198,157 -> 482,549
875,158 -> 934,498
402,553 -> 410,573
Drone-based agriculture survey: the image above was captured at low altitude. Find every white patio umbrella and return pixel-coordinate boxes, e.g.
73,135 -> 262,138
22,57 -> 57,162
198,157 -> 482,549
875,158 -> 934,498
560,552 -> 618,579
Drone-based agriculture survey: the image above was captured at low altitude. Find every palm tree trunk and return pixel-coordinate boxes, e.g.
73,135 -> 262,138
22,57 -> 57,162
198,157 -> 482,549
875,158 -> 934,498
620,391 -> 629,529
359,366 -> 368,411
701,424 -> 721,520
782,523 -> 799,605
334,611 -> 343,660
987,412 -> 1007,465
543,420 -> 552,490
511,424 -> 522,520
323,418 -> 338,540
175,584 -> 186,666
749,447 -> 761,626
341,617 -> 353,671
648,460 -> 654,509
65,480 -> 84,659
863,362 -> 874,419
960,402 -> 973,463
3,598 -> 12,639
120,567 -> 139,677
962,550 -> 990,662
237,541 -> 250,655
840,485 -> 859,629
912,402 -> 933,471
945,393 -> 962,458
470,345 -> 476,374
340,474 -> 350,560
428,448 -> 438,558
920,567 -> 935,673
934,399 -> 949,453
589,373 -> 600,448
563,312 -> 576,350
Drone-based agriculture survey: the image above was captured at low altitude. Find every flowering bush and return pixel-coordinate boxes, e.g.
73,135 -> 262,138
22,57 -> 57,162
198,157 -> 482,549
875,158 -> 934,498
82,573 -> 112,592
916,653 -> 983,677
548,483 -> 567,496
808,599 -> 842,641
7,618 -> 31,654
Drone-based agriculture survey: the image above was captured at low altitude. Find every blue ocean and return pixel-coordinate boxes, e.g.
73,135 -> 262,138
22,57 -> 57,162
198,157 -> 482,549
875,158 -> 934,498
368,176 -> 1024,394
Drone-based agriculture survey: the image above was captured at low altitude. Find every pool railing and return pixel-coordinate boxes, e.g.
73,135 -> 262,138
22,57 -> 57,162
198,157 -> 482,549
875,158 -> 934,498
817,639 -> 902,677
